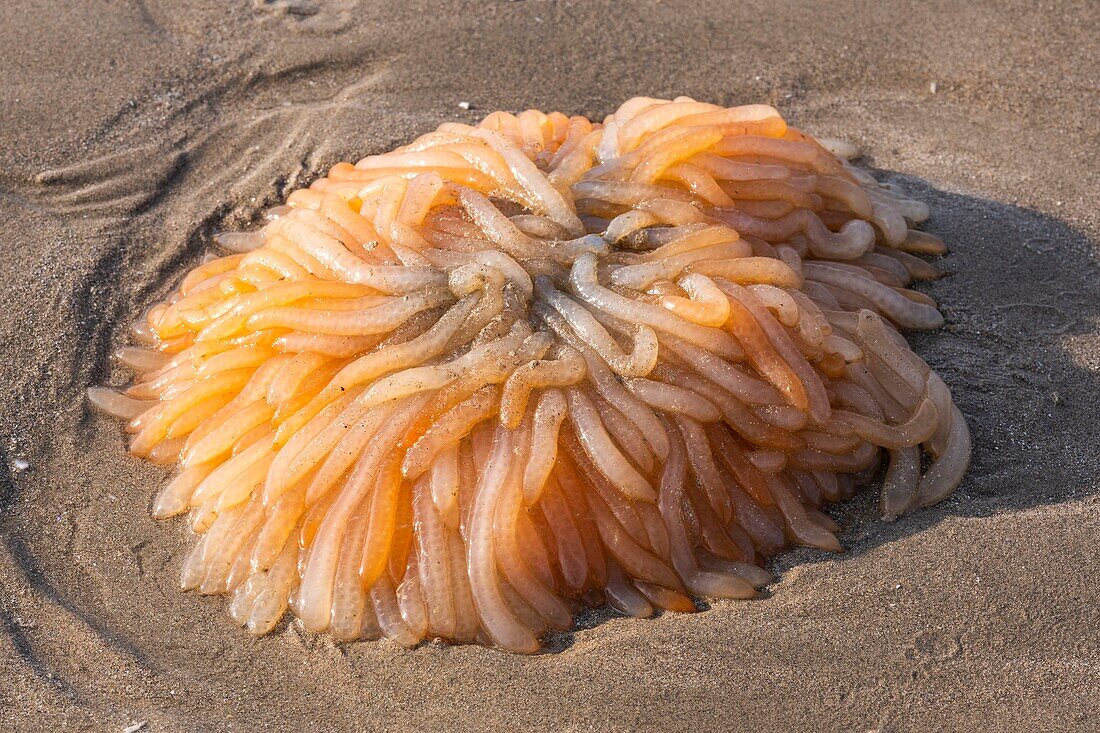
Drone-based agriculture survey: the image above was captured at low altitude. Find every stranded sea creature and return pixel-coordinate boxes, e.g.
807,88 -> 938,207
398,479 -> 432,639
90,96 -> 970,652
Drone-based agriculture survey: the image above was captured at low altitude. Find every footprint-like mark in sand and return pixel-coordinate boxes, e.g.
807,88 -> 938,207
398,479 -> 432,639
252,0 -> 358,34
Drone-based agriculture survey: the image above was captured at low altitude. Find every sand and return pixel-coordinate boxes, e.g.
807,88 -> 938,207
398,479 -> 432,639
1,1 -> 1098,730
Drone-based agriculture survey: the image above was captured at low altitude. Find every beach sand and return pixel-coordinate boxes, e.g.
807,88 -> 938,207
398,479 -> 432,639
1,1 -> 1097,730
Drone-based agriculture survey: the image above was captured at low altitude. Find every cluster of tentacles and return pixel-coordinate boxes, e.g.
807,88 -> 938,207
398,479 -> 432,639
90,96 -> 970,653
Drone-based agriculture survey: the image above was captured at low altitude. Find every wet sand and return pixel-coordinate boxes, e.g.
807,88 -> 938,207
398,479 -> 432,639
1,1 -> 1098,730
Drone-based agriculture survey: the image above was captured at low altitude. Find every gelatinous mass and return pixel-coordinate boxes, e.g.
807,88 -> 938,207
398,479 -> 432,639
89,97 -> 970,653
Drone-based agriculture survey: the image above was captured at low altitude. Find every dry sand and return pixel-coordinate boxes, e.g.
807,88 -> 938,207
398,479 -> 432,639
1,1 -> 1098,730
